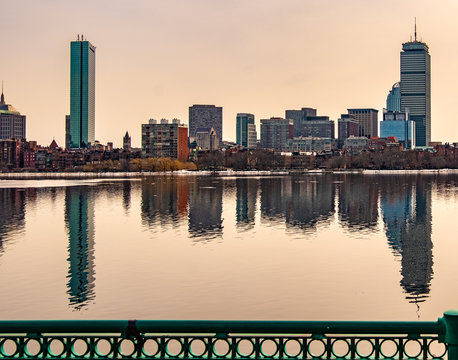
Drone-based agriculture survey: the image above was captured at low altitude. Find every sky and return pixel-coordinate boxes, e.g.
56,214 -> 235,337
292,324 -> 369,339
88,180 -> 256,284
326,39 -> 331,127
1,0 -> 458,148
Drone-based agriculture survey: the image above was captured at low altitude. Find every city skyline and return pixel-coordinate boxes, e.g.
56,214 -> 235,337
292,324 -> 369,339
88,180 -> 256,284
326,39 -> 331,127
2,0 -> 458,147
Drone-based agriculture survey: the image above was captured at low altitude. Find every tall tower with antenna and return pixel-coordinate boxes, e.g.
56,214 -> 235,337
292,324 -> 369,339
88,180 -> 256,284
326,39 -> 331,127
400,20 -> 431,147
68,34 -> 96,148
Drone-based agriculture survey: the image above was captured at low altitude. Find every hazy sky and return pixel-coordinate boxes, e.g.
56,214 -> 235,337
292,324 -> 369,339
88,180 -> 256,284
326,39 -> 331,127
2,0 -> 458,147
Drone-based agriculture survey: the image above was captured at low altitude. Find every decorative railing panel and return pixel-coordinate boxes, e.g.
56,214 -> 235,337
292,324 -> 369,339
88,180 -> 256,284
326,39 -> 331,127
1,310 -> 458,359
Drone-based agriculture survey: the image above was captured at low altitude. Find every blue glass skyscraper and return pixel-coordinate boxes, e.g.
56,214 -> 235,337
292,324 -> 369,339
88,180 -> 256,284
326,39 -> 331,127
69,36 -> 95,148
236,113 -> 257,148
386,82 -> 401,112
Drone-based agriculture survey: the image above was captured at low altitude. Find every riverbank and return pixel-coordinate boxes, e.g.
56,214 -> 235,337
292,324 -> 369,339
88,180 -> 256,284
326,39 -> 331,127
1,168 -> 458,179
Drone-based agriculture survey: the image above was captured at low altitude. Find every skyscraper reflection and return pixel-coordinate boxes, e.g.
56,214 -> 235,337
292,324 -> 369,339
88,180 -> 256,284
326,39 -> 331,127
380,176 -> 433,304
0,188 -> 27,255
141,177 -> 189,228
338,175 -> 379,230
236,178 -> 258,229
260,176 -> 334,231
122,181 -> 131,211
188,177 -> 223,239
64,187 -> 95,310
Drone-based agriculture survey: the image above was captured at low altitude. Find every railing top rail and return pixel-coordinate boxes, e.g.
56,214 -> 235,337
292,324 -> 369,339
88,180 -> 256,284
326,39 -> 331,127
0,319 -> 444,335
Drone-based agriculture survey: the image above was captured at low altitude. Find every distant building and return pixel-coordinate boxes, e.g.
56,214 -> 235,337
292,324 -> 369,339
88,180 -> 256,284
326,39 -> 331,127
260,117 -> 293,150
189,105 -> 222,142
347,108 -> 378,138
142,118 -> 188,161
0,139 -> 21,168
285,107 -> 317,137
301,116 -> 335,138
380,111 -> 415,149
369,136 -> 400,151
338,114 -> 359,148
123,131 -> 131,151
386,82 -> 401,112
236,113 -> 257,149
0,90 -> 26,140
65,115 -> 71,149
49,139 -> 59,150
343,136 -> 369,153
195,127 -> 219,151
400,34 -> 431,147
285,137 -> 336,153
68,36 -> 96,148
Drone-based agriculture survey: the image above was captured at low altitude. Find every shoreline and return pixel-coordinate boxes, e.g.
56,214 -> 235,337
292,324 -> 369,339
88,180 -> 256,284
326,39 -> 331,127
1,168 -> 458,180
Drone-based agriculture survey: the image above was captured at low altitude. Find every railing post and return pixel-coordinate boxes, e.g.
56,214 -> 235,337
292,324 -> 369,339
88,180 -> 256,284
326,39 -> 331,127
443,310 -> 458,360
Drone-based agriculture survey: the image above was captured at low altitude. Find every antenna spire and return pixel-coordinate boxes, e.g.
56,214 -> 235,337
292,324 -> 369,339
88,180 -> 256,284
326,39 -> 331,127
414,17 -> 417,41
0,80 -> 4,105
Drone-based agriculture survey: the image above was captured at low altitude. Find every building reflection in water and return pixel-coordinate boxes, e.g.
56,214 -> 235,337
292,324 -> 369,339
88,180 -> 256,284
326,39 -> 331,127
380,176 -> 433,306
188,177 -> 223,240
236,178 -> 258,230
141,177 -> 189,228
122,181 -> 131,212
338,176 -> 379,230
260,176 -> 334,231
0,188 -> 27,255
64,187 -> 95,310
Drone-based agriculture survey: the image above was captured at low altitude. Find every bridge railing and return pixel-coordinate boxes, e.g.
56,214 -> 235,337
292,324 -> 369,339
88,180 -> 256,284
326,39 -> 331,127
1,310 -> 458,359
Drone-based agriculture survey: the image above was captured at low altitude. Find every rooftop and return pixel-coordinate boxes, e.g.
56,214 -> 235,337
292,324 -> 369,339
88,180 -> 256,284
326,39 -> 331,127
0,90 -> 21,115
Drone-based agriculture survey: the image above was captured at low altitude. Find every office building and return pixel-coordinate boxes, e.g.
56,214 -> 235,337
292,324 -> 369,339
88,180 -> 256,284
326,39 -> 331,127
236,113 -> 257,149
68,35 -> 96,148
189,105 -> 222,142
387,82 -> 401,112
301,116 -> 335,138
195,127 -> 219,151
285,107 -> 317,137
380,111 -> 415,149
347,108 -> 378,138
285,137 -> 336,153
343,136 -> 369,153
0,90 -> 26,140
400,30 -> 431,146
142,118 -> 188,161
260,117 -> 293,150
338,114 -> 359,148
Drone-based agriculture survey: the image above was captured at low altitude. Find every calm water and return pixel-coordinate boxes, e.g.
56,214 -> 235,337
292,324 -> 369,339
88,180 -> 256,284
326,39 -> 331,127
1,174 -> 458,321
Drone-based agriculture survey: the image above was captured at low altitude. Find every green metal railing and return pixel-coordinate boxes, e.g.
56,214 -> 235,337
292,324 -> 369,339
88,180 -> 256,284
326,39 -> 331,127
1,310 -> 458,359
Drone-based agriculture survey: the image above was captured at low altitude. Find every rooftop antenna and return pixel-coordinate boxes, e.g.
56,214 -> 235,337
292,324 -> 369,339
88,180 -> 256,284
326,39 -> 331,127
1,80 -> 4,104
414,17 -> 417,42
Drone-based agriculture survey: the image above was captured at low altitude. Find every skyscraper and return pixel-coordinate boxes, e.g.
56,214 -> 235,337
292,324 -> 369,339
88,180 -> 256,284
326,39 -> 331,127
0,87 -> 26,140
347,108 -> 379,138
236,113 -> 257,148
386,82 -> 401,112
285,107 -> 317,137
380,111 -> 415,149
260,117 -> 293,150
189,105 -> 222,142
338,114 -> 359,148
400,26 -> 431,147
142,118 -> 189,161
68,35 -> 96,148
